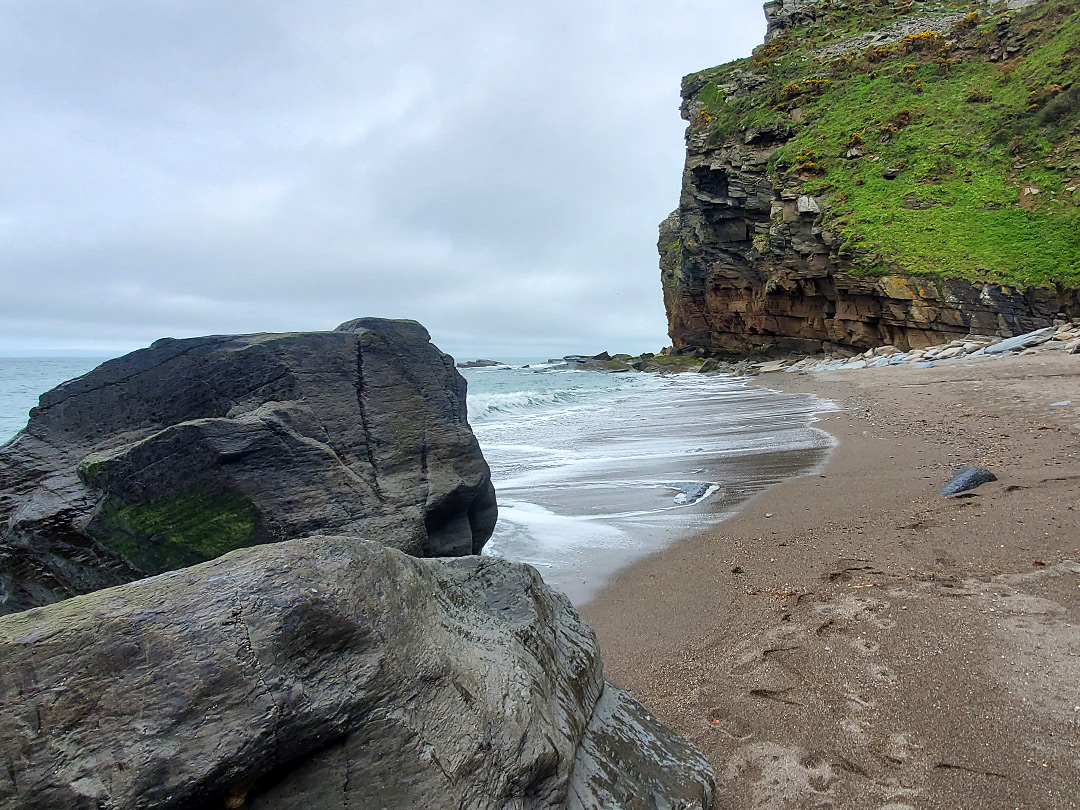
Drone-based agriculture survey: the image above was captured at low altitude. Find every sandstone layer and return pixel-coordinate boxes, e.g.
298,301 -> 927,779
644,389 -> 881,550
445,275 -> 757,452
661,0 -> 1080,356
0,318 -> 497,615
0,535 -> 715,810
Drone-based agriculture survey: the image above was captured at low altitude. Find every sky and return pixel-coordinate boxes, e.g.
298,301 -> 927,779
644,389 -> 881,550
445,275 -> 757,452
2,0 -> 765,360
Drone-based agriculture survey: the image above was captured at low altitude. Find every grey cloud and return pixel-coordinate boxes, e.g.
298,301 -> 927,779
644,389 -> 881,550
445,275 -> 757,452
2,0 -> 765,359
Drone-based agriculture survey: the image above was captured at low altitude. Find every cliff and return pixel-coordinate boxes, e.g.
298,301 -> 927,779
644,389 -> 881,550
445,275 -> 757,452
0,318 -> 497,615
661,0 -> 1080,355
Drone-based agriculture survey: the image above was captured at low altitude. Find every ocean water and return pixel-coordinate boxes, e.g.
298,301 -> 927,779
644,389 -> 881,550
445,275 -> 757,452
0,356 -> 836,605
0,358 -> 108,443
463,362 -> 837,603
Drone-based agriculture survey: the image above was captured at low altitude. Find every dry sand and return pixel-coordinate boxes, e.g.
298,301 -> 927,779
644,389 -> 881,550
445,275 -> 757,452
582,350 -> 1080,810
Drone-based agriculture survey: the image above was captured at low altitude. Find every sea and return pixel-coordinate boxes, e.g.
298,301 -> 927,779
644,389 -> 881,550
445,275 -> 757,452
461,361 -> 836,602
0,356 -> 837,604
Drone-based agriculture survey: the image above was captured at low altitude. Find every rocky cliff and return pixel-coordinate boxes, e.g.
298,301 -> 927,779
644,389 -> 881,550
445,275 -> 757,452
0,318 -> 497,615
0,535 -> 715,810
662,0 -> 1080,355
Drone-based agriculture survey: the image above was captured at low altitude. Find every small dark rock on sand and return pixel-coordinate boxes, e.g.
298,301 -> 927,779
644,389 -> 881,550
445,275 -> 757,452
940,466 -> 997,497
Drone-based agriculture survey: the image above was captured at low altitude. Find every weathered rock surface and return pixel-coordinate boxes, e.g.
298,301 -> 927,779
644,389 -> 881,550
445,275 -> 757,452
0,535 -> 715,810
0,318 -> 497,615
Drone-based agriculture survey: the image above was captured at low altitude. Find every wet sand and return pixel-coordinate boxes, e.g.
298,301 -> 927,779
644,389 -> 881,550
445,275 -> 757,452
582,350 -> 1080,809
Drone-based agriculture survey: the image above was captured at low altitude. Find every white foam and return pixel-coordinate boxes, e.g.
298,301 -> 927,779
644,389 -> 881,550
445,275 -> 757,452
488,499 -> 627,551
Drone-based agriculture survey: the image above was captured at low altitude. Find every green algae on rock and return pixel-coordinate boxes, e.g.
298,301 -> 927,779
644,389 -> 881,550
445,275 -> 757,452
91,490 -> 263,573
663,0 -> 1080,356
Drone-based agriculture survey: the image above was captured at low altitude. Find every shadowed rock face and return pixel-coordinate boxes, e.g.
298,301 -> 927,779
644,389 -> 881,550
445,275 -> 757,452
0,535 -> 715,810
0,318 -> 497,615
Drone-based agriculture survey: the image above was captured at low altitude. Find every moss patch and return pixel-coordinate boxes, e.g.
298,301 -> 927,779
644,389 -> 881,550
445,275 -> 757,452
93,489 -> 262,574
77,455 -> 107,484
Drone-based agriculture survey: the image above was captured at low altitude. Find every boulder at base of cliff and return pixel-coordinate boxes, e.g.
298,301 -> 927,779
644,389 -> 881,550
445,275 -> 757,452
0,535 -> 715,810
0,318 -> 497,615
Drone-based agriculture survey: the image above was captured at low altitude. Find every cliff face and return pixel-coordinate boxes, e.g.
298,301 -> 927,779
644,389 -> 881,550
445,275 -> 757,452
662,0 -> 1080,355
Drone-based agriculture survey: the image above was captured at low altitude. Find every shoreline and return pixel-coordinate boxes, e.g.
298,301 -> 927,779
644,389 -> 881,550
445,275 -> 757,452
471,368 -> 836,606
581,351 -> 1080,809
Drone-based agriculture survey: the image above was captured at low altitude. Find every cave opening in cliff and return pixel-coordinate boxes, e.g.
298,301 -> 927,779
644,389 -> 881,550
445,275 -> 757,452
691,166 -> 729,201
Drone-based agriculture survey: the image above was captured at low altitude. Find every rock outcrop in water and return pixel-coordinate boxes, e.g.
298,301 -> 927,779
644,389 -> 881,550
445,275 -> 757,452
0,534 -> 716,810
662,0 -> 1080,356
0,318 -> 497,615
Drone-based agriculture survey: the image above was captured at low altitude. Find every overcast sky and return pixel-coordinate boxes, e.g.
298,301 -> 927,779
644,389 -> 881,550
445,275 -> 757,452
2,0 -> 764,359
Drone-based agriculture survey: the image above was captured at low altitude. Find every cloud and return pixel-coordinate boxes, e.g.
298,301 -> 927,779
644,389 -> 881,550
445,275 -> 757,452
0,0 -> 765,359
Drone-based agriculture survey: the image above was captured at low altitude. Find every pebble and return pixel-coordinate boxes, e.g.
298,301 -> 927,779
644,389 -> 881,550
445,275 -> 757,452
941,466 -> 998,497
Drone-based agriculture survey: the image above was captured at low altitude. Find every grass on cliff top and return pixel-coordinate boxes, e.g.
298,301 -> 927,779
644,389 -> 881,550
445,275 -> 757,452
94,489 -> 262,573
687,0 -> 1080,288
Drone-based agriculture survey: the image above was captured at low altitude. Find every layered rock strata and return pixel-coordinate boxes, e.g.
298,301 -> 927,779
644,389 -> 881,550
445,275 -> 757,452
0,318 -> 497,615
660,150 -> 1074,356
661,0 -> 1080,356
0,535 -> 715,810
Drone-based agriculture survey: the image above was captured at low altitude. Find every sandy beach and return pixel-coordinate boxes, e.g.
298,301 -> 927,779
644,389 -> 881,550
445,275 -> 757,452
582,350 -> 1080,809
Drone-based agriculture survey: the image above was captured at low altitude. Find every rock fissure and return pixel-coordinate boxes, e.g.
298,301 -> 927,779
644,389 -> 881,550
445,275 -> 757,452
353,340 -> 385,504
257,414 -> 381,509
229,590 -> 278,725
341,749 -> 351,810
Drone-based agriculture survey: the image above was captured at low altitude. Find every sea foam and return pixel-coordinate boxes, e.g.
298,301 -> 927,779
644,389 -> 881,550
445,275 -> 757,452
461,364 -> 836,604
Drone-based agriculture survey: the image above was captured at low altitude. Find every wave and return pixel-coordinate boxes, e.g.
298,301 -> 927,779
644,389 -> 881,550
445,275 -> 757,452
467,388 -> 594,422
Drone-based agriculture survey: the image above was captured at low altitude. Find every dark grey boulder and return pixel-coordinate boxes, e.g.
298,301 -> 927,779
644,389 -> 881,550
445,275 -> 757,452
0,318 -> 497,615
0,535 -> 715,810
940,465 -> 997,497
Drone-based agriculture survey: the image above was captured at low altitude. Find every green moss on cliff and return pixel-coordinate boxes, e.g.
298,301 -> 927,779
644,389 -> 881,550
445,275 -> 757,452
687,0 -> 1080,287
94,489 -> 262,573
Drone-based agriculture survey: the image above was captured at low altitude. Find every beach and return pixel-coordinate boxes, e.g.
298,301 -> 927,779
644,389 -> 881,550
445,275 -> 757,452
583,351 -> 1080,809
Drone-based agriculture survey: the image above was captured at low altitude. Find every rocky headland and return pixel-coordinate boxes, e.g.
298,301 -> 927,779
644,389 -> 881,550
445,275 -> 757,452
0,318 -> 716,809
661,0 -> 1080,356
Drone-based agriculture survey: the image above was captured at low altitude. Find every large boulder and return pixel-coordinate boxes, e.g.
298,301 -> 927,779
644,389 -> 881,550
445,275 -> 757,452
0,535 -> 715,809
0,318 -> 497,615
